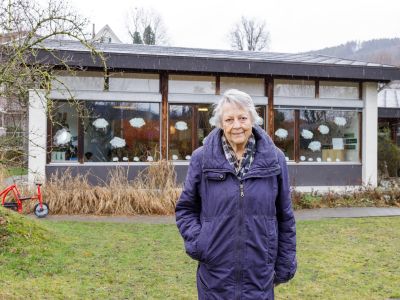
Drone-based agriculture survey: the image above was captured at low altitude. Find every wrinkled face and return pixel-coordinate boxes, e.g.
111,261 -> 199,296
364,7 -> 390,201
221,102 -> 253,148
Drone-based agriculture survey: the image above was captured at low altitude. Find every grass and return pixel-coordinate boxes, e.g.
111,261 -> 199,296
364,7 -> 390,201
1,207 -> 399,299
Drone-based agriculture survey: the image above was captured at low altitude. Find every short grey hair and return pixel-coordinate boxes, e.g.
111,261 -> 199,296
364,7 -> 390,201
210,89 -> 262,128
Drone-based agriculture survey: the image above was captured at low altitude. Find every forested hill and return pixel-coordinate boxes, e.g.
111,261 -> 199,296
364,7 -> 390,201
303,38 -> 400,66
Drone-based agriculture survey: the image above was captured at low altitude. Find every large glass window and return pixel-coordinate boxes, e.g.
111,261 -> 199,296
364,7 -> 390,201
109,73 -> 159,93
274,109 -> 295,161
299,110 -> 359,162
50,101 -> 79,162
169,75 -> 216,94
274,80 -> 315,98
83,101 -> 160,162
52,71 -> 105,91
169,105 -> 194,160
319,81 -> 359,99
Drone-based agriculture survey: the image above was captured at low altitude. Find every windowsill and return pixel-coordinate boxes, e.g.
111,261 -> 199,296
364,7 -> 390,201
287,161 -> 362,165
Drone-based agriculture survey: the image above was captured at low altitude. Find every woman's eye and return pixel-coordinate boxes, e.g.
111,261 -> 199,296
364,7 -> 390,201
240,117 -> 248,121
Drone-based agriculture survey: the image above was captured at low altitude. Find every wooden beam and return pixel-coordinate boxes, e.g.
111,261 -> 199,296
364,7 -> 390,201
216,76 -> 220,95
358,111 -> 362,163
359,82 -> 363,100
267,78 -> 274,137
78,111 -> 84,164
192,105 -> 198,151
46,112 -> 52,164
160,72 -> 169,159
315,80 -> 320,98
294,110 -> 300,162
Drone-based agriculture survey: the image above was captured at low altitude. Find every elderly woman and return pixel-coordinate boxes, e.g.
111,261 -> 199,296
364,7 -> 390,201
175,89 -> 297,300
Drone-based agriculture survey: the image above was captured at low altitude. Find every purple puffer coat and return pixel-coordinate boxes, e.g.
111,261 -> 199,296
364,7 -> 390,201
176,125 -> 297,300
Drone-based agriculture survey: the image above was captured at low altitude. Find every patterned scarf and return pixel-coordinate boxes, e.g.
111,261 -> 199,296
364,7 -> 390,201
221,133 -> 256,179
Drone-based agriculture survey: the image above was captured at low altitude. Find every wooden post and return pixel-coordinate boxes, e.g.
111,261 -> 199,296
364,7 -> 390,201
294,110 -> 300,162
267,78 -> 274,138
160,72 -> 168,160
216,76 -> 220,95
358,111 -> 362,163
78,112 -> 84,164
315,80 -> 320,99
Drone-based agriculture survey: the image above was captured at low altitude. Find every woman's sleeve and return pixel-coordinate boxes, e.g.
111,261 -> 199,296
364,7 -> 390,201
175,148 -> 203,261
274,149 -> 297,284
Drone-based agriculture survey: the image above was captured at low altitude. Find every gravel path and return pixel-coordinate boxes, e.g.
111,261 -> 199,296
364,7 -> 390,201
29,207 -> 400,224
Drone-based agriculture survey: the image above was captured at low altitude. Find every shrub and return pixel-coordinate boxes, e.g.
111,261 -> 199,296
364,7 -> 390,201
378,128 -> 400,177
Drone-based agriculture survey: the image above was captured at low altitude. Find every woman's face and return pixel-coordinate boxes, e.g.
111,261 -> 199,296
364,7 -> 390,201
221,102 -> 253,149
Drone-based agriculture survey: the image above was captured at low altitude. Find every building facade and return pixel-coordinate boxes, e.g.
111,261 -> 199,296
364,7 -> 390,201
28,40 -> 400,190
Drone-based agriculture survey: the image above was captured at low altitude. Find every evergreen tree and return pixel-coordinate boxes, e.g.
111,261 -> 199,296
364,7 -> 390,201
132,31 -> 143,44
143,25 -> 156,45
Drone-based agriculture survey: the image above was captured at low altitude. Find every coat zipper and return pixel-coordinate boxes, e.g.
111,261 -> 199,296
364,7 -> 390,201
235,180 -> 245,300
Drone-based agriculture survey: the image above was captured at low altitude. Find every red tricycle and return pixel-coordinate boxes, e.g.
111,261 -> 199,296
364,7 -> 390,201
0,183 -> 49,218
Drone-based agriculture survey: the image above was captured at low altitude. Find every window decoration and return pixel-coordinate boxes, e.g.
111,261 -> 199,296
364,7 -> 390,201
301,129 -> 313,140
299,110 -> 359,162
110,137 -> 126,148
334,116 -> 347,127
175,121 -> 188,131
274,110 -> 295,161
318,125 -> 329,135
83,101 -> 160,162
185,155 -> 191,160
53,128 -> 71,146
129,118 -> 145,128
92,118 -> 109,130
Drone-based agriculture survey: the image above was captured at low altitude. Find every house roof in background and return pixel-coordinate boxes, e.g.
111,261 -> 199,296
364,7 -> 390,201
34,39 -> 400,81
92,24 -> 122,44
378,80 -> 400,108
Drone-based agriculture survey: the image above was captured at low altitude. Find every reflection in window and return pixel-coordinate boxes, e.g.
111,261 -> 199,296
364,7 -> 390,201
50,101 -> 79,162
256,106 -> 266,129
319,81 -> 359,99
274,109 -> 294,161
169,75 -> 216,94
169,105 -> 193,160
299,110 -> 359,162
274,80 -> 315,98
220,77 -> 265,96
83,102 -> 160,162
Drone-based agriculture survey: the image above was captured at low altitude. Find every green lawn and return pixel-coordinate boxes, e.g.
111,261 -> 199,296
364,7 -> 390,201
0,210 -> 399,299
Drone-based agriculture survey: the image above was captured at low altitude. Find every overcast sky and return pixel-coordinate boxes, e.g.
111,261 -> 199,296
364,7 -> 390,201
66,0 -> 400,53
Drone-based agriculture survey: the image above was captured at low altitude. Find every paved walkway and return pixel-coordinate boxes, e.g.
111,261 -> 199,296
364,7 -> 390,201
35,207 -> 400,224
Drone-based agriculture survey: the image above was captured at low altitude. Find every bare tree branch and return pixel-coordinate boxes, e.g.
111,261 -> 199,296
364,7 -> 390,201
229,16 -> 270,51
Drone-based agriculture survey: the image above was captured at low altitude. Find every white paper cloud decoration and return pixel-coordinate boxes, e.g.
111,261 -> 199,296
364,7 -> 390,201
92,118 -> 109,129
53,128 -> 72,146
175,121 -> 188,131
301,129 -> 313,139
334,117 -> 347,126
110,137 -> 126,149
308,141 -> 321,152
129,118 -> 145,128
275,128 -> 288,139
318,125 -> 329,135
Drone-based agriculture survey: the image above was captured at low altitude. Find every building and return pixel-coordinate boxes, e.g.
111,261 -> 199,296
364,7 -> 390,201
28,40 -> 400,190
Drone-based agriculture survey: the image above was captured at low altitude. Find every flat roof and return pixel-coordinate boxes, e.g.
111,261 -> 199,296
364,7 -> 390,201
34,40 -> 400,81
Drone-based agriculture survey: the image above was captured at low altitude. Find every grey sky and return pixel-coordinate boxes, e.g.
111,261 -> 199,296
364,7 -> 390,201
69,0 -> 400,53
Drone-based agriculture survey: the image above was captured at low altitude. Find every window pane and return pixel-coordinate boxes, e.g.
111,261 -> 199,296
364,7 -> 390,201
197,104 -> 214,147
256,105 -> 266,129
169,105 -> 193,160
169,75 -> 216,94
274,109 -> 294,161
274,79 -> 315,97
84,102 -> 160,162
320,81 -> 359,99
50,101 -> 79,162
299,110 -> 359,162
52,71 -> 104,91
220,77 -> 264,96
109,73 -> 159,93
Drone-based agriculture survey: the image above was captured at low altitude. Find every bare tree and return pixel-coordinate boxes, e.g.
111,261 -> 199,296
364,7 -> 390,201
229,16 -> 270,51
126,7 -> 169,45
0,0 -> 106,169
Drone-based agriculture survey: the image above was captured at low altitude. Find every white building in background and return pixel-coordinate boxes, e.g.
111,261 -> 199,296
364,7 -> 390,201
28,40 -> 400,190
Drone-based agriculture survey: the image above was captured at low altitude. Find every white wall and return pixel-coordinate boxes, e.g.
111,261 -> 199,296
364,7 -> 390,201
362,82 -> 378,186
28,90 -> 47,183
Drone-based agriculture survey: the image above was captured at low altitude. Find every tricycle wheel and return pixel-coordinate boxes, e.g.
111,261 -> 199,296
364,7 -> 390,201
34,203 -> 49,218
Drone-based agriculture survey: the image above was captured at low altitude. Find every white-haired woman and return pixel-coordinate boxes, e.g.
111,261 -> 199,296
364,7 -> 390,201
176,89 -> 297,299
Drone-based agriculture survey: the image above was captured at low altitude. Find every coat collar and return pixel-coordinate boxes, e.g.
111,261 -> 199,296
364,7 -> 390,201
202,125 -> 280,172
